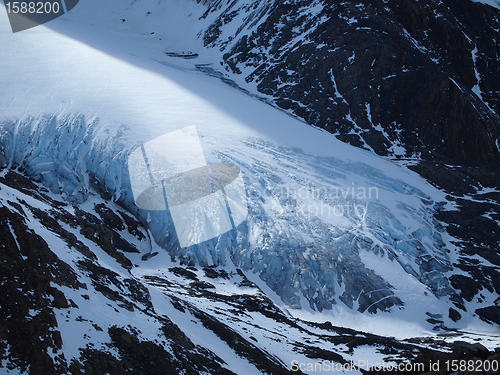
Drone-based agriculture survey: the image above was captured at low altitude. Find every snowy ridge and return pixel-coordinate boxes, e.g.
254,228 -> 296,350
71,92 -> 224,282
0,172 -> 302,374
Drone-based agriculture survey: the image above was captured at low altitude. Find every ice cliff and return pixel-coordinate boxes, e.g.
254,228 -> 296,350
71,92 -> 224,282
0,113 -> 459,314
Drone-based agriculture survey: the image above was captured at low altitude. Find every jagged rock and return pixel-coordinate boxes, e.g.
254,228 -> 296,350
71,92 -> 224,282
449,307 -> 462,322
475,305 -> 500,325
204,0 -> 500,165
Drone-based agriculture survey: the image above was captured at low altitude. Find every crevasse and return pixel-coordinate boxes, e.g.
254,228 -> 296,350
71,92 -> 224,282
0,114 -> 458,313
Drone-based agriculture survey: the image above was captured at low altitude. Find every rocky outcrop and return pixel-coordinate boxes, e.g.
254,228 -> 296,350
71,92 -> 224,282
410,161 -> 500,322
201,0 -> 500,165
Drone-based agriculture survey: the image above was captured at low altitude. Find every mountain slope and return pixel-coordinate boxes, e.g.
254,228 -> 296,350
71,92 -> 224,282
0,0 -> 499,373
0,157 -> 498,374
197,0 -> 500,164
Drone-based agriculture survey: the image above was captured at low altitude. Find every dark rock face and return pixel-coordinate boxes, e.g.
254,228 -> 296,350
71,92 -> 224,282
0,174 -> 82,374
475,305 -> 500,325
0,172 -> 244,374
410,162 -> 500,321
201,0 -> 500,165
74,325 -> 237,375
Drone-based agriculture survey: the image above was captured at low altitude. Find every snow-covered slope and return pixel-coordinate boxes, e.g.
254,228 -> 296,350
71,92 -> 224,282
0,0 -> 499,373
473,0 -> 500,10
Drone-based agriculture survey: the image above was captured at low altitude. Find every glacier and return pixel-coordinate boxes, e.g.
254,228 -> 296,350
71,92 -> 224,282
0,104 -> 458,316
